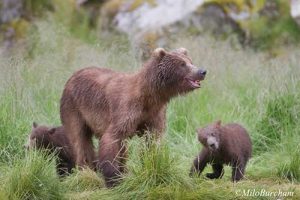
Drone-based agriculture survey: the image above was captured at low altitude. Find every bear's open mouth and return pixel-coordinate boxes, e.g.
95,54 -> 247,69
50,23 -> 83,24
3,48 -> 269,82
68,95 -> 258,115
186,78 -> 202,88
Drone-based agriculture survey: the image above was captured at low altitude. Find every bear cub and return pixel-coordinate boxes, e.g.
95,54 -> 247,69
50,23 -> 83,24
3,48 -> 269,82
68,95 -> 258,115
25,122 -> 75,176
190,120 -> 252,182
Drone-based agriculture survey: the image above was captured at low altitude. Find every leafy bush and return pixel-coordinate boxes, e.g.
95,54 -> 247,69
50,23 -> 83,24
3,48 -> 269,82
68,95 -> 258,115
242,0 -> 300,51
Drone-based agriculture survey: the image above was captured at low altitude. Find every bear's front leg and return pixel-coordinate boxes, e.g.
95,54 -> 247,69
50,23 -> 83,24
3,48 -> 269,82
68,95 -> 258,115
206,163 -> 224,179
118,141 -> 128,173
146,107 -> 166,141
97,113 -> 139,188
190,148 -> 210,176
97,131 -> 123,188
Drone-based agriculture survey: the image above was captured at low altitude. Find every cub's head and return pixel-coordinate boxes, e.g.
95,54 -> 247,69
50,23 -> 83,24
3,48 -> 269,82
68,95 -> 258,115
197,120 -> 222,151
147,47 -> 206,96
25,122 -> 56,149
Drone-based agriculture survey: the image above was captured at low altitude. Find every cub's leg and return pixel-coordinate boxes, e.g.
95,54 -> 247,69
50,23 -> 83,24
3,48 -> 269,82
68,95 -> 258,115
190,148 -> 210,176
232,161 -> 245,182
206,163 -> 224,179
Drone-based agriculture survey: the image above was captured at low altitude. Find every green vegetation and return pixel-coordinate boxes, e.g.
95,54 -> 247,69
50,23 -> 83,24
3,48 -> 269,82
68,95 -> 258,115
206,0 -> 300,51
255,93 -> 300,152
0,16 -> 300,200
112,139 -> 192,199
278,148 -> 300,183
0,151 -> 64,200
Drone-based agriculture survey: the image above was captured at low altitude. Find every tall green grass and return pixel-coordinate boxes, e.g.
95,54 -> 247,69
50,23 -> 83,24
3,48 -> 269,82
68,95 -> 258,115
255,92 -> 300,152
113,138 -> 192,199
0,18 -> 300,199
0,151 -> 64,200
277,147 -> 300,183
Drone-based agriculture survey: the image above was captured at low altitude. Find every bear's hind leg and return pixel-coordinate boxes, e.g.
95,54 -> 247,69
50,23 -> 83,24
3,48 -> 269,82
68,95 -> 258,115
232,162 -> 245,182
80,125 -> 95,169
206,163 -> 224,179
63,113 -> 94,169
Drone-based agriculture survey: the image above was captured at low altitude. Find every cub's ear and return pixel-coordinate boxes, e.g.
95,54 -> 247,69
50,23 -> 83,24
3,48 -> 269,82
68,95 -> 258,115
32,122 -> 38,128
215,120 -> 222,128
176,47 -> 188,55
48,128 -> 56,135
152,47 -> 167,59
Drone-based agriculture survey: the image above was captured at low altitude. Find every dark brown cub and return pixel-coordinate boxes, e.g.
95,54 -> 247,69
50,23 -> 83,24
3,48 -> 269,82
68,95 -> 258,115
25,122 -> 75,176
190,120 -> 252,182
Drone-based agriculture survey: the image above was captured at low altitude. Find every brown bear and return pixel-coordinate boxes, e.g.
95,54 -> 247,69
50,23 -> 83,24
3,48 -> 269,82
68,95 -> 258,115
25,122 -> 75,176
60,47 -> 206,187
190,120 -> 252,182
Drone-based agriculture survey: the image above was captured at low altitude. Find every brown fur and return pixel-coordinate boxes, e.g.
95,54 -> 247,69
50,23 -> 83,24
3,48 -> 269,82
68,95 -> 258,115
25,122 -> 75,176
60,48 -> 206,187
190,120 -> 252,182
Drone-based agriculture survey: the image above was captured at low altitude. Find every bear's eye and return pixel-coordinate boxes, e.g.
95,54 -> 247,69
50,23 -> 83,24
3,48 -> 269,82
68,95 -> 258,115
181,63 -> 186,67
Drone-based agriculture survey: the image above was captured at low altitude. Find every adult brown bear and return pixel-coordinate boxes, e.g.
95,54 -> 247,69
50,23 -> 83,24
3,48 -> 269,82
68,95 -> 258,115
60,48 -> 206,187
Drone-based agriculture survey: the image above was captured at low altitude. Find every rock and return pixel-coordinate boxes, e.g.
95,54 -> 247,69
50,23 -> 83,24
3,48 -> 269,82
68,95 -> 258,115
115,0 -> 205,35
0,0 -> 23,48
112,0 -> 246,59
291,0 -> 300,26
113,0 -> 247,37
76,0 -> 107,28
0,0 -> 23,24
100,0 -> 126,32
191,3 -> 244,37
259,0 -> 279,19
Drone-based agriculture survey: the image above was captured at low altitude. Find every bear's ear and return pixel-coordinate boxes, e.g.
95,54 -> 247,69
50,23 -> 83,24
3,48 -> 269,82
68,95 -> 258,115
152,48 -> 167,59
176,47 -> 188,55
32,122 -> 38,129
215,120 -> 221,128
48,128 -> 56,135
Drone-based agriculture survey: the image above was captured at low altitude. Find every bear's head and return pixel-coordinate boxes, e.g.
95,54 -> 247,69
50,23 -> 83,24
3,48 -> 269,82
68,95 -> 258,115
146,48 -> 206,97
24,122 -> 56,149
197,120 -> 222,151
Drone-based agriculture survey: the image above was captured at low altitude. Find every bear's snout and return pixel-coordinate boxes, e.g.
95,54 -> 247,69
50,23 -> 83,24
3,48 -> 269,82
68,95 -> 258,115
198,69 -> 206,76
198,69 -> 207,77
207,136 -> 219,151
